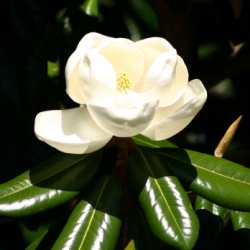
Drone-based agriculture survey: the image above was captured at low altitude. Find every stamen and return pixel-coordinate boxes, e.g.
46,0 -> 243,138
117,73 -> 133,92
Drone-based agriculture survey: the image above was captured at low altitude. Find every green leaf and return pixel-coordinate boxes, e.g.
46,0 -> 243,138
231,211 -> 250,231
128,0 -> 158,31
123,15 -> 142,41
124,240 -> 136,250
19,221 -> 51,245
195,207 -> 225,250
81,0 -> 99,17
198,43 -> 222,60
157,148 -> 250,210
132,135 -> 177,149
119,199 -> 163,250
47,61 -> 59,78
52,176 -> 122,250
195,196 -> 228,220
128,148 -> 199,250
25,226 -> 50,250
0,152 -> 101,217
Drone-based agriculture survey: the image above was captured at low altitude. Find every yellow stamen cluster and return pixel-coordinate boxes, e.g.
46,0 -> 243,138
117,73 -> 133,92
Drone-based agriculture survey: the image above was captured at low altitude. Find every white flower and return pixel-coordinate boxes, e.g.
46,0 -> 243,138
34,33 -> 207,154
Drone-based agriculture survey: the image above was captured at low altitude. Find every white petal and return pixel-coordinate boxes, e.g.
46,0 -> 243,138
142,56 -> 189,107
65,33 -> 113,104
99,38 -> 145,86
142,79 -> 207,140
158,56 -> 189,106
76,33 -> 112,53
136,37 -> 176,72
34,107 -> 112,154
87,92 -> 158,137
65,60 -> 86,104
136,37 -> 188,107
142,51 -> 177,90
78,49 -> 117,105
66,33 -> 112,78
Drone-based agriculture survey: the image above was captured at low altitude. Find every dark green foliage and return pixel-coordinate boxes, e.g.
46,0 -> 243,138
0,140 -> 250,249
1,0 -> 250,249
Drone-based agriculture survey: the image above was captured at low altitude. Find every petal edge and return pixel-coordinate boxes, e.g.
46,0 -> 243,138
142,79 -> 207,140
34,107 -> 112,154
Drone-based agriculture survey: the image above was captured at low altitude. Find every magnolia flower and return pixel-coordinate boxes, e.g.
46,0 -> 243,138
35,33 -> 207,154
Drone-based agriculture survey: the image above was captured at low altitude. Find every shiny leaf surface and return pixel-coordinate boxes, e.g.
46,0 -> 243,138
81,0 -> 99,17
52,176 -> 122,250
47,60 -> 59,78
157,148 -> 250,210
124,240 -> 136,250
19,221 -> 51,245
25,227 -> 50,250
117,196 -> 165,250
119,200 -> 163,250
132,135 -> 177,149
0,152 -> 101,216
128,148 -> 199,250
195,196 -> 228,220
231,211 -> 250,230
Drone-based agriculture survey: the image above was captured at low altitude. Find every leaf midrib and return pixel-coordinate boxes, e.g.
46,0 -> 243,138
133,137 -> 159,148
0,157 -> 86,200
0,178 -> 32,200
138,150 -> 187,247
78,178 -> 109,250
158,152 -> 250,187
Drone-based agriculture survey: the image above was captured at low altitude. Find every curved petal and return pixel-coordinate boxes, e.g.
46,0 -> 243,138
66,61 -> 86,104
142,79 -> 207,140
87,92 -> 158,137
158,56 -> 189,106
136,37 -> 176,72
78,49 -> 117,105
34,107 -> 112,154
142,56 -> 189,107
136,37 -> 188,107
141,51 -> 177,90
99,38 -> 145,86
65,33 -> 113,104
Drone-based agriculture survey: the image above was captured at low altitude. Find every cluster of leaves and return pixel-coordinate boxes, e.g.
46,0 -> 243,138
1,0 -> 250,249
1,135 -> 250,250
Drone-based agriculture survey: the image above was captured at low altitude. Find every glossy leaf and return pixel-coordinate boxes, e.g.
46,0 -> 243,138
195,196 -> 228,220
132,135 -> 177,149
119,200 -> 163,250
231,211 -> 250,231
128,148 -> 199,250
128,0 -> 158,31
47,60 -> 59,78
81,0 -> 99,17
0,152 -> 101,217
25,226 -> 50,250
124,240 -> 136,250
157,148 -> 250,210
19,221 -> 51,245
123,14 -> 142,41
195,207 -> 225,250
52,176 -> 122,250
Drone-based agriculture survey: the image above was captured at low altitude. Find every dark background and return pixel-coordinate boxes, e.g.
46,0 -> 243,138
0,0 -> 250,249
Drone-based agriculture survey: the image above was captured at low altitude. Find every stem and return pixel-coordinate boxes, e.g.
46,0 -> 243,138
113,137 -> 135,185
111,138 -> 137,248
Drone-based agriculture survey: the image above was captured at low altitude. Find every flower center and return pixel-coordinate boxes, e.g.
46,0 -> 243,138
117,73 -> 133,92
